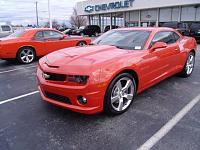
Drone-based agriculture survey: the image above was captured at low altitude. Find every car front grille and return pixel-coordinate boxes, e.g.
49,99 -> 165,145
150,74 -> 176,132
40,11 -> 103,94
45,91 -> 71,104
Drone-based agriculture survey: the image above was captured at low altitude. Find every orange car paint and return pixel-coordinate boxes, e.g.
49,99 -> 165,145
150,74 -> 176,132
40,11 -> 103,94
37,27 -> 197,114
0,28 -> 91,59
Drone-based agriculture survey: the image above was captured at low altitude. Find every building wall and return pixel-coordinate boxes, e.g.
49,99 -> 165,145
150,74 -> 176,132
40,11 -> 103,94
76,0 -> 200,16
77,0 -> 200,31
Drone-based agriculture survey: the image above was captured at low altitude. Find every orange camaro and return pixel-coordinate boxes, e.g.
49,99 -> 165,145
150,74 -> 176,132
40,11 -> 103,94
0,28 -> 91,64
37,27 -> 197,115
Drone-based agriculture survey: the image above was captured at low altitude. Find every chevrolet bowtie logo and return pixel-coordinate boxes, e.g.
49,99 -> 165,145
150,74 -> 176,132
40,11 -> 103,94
85,5 -> 94,13
43,73 -> 51,80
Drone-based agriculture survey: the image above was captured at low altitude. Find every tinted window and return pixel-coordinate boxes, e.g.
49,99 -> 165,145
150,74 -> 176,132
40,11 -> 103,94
1,25 -> 11,31
92,30 -> 151,50
151,31 -> 178,46
35,31 -> 44,38
43,31 -> 63,38
173,32 -> 180,42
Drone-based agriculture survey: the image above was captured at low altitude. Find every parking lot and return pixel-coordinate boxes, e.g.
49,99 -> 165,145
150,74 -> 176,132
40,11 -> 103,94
0,45 -> 199,150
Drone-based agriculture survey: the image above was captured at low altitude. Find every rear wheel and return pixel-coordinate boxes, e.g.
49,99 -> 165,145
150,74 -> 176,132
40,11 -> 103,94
104,73 -> 136,115
179,52 -> 195,78
17,47 -> 36,64
76,41 -> 86,46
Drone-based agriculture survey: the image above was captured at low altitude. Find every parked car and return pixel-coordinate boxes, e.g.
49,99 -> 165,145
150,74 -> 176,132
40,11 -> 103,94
0,28 -> 91,64
58,27 -> 68,32
0,25 -> 13,38
37,27 -> 197,115
160,22 -> 190,36
72,25 -> 101,37
63,28 -> 75,35
189,22 -> 200,42
104,25 -> 119,32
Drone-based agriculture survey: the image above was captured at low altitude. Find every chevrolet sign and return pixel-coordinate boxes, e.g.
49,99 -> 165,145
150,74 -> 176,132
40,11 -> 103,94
85,0 -> 135,13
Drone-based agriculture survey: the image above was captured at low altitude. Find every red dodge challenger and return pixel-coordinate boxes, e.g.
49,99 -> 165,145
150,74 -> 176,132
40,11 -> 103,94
37,27 -> 197,115
0,28 -> 91,64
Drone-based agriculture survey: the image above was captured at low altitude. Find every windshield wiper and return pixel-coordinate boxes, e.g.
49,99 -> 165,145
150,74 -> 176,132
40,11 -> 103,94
110,45 -> 126,49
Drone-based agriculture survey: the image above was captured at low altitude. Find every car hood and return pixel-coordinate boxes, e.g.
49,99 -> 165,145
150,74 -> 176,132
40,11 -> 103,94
45,45 -> 130,67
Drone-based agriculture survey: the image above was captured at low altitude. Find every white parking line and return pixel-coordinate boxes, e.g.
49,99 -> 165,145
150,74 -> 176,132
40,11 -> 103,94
137,93 -> 200,150
0,91 -> 39,105
0,65 -> 36,74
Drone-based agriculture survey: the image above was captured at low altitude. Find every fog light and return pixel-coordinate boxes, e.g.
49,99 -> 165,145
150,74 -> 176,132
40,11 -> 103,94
77,96 -> 87,104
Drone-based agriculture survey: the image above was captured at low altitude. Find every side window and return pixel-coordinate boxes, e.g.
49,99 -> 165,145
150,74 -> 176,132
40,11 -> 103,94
35,31 -> 44,38
1,25 -> 11,31
173,32 -> 180,42
43,31 -> 63,39
151,31 -> 177,46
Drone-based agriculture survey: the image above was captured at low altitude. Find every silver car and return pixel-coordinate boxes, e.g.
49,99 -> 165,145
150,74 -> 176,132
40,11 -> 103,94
0,25 -> 13,38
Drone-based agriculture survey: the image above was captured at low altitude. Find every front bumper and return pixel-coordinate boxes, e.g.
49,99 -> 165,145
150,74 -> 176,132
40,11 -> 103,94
37,66 -> 104,114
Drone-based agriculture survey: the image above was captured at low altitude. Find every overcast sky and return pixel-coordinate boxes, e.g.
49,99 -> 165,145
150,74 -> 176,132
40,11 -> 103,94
0,0 -> 84,26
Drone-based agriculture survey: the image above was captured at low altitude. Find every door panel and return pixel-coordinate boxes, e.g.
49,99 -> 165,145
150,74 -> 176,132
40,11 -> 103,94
139,31 -> 181,90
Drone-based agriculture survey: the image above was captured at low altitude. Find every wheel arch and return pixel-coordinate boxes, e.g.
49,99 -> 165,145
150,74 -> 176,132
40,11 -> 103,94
116,69 -> 139,92
190,49 -> 196,56
17,45 -> 36,57
76,40 -> 87,46
106,68 -> 140,93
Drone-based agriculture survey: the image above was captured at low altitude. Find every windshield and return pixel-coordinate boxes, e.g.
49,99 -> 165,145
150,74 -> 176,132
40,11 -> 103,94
92,30 -> 151,50
8,30 -> 25,37
79,26 -> 85,29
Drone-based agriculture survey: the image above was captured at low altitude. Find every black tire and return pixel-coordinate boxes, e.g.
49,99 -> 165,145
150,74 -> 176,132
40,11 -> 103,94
104,73 -> 137,115
76,41 -> 87,46
179,52 -> 195,78
17,47 -> 36,64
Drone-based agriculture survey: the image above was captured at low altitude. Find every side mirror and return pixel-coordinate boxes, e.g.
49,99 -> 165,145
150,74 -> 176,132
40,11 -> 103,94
150,42 -> 167,52
60,34 -> 67,40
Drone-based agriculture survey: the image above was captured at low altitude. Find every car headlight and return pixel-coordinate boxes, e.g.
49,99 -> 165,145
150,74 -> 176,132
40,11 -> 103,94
66,75 -> 89,84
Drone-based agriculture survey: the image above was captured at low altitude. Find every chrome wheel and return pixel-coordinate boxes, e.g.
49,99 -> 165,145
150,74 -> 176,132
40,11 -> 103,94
186,54 -> 195,75
111,77 -> 134,112
77,41 -> 86,46
19,48 -> 34,64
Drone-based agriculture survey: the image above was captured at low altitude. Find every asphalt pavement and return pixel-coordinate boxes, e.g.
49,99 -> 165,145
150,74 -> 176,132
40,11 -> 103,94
0,45 -> 200,150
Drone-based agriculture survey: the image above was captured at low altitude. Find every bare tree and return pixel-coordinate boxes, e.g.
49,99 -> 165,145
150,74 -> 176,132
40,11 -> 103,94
70,8 -> 87,28
44,19 -> 61,29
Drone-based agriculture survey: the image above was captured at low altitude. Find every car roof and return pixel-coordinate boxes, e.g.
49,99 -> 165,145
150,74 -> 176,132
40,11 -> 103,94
116,27 -> 175,32
25,28 -> 57,32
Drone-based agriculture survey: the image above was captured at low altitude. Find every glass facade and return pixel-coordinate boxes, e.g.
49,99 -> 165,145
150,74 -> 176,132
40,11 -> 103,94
88,5 -> 200,32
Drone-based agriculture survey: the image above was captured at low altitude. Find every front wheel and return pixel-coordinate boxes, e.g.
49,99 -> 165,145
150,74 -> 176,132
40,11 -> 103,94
179,52 -> 195,78
17,47 -> 36,64
104,73 -> 136,115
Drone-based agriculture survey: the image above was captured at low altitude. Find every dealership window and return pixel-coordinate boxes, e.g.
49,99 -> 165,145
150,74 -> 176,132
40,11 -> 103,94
141,9 -> 157,27
112,12 -> 124,27
196,6 -> 200,21
124,11 -> 139,27
181,6 -> 196,21
90,15 -> 99,25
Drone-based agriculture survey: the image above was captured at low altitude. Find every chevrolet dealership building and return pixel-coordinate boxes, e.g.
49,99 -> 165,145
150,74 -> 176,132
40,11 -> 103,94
76,0 -> 200,31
